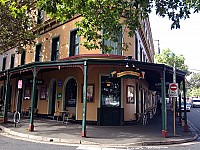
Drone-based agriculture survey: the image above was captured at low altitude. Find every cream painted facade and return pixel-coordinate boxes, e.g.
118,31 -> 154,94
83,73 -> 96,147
0,15 -> 157,125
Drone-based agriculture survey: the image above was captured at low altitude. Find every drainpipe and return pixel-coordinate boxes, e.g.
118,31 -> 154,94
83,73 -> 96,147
82,60 -> 88,137
161,67 -> 167,138
29,67 -> 37,131
3,71 -> 10,123
182,78 -> 188,132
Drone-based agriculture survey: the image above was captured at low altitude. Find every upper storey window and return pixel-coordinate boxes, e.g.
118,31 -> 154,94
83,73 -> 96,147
102,29 -> 122,55
37,8 -> 44,24
69,29 -> 80,57
10,54 -> 15,69
35,43 -> 42,62
135,35 -> 138,60
2,57 -> 6,71
51,36 -> 60,61
21,50 -> 26,65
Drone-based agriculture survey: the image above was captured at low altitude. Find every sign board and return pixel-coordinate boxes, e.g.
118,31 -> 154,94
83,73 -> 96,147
110,70 -> 145,79
29,79 -> 44,85
18,80 -> 22,89
169,83 -> 178,97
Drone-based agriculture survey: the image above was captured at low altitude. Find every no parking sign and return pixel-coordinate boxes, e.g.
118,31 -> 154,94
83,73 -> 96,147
169,83 -> 178,97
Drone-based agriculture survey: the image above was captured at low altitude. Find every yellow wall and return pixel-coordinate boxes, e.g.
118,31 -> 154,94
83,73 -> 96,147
123,78 -> 137,121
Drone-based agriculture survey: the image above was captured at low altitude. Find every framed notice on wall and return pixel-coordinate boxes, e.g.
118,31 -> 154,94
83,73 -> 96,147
40,85 -> 46,100
24,86 -> 31,100
82,84 -> 94,102
126,85 -> 135,104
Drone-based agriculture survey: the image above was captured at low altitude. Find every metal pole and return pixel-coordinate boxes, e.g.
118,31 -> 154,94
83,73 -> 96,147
3,71 -> 10,123
178,86 -> 182,123
183,78 -> 188,132
173,63 -> 176,136
161,67 -> 167,138
82,61 -> 88,137
29,67 -> 36,131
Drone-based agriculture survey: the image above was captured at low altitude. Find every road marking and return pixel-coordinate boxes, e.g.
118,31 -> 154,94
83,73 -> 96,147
76,146 -> 168,150
197,110 -> 200,112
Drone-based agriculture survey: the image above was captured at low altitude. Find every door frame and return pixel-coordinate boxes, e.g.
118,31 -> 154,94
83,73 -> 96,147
48,79 -> 57,115
62,76 -> 78,120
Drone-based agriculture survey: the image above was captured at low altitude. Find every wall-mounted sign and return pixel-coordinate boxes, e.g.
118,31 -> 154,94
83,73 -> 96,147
18,80 -> 22,89
57,93 -> 62,100
110,70 -> 145,79
58,80 -> 62,86
29,79 -> 44,85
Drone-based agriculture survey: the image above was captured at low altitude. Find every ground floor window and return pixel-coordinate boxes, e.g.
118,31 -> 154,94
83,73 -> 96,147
65,78 -> 77,107
101,76 -> 121,107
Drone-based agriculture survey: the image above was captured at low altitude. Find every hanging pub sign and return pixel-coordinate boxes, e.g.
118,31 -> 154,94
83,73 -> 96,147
110,70 -> 145,79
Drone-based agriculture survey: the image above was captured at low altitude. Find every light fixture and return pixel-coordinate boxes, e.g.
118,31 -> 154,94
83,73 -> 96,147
126,63 -> 129,68
136,68 -> 140,71
125,56 -> 133,60
132,64 -> 135,68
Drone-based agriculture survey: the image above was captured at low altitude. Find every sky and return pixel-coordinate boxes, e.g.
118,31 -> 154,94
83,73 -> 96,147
149,11 -> 200,72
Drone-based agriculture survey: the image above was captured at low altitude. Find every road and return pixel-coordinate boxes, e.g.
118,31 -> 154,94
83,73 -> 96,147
0,107 -> 200,150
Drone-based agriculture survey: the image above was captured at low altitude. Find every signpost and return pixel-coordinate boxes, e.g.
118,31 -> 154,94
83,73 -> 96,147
169,83 -> 178,98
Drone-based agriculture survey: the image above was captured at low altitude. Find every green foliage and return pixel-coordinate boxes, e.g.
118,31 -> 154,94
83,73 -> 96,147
189,73 -> 200,88
35,0 -> 200,52
0,0 -> 36,53
0,0 -> 200,53
187,73 -> 200,97
155,48 -> 189,73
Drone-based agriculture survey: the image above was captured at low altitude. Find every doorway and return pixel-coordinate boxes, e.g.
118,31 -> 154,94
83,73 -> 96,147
100,76 -> 121,126
65,78 -> 77,116
48,80 -> 57,115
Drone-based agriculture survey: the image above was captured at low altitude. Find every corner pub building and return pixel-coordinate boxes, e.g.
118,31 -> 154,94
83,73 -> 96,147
0,14 -> 187,138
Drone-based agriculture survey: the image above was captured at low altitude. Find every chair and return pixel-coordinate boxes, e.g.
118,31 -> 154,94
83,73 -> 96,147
62,111 -> 73,124
53,111 -> 62,122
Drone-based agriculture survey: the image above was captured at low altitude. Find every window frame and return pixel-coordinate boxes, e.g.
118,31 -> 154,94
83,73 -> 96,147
21,50 -> 26,65
2,57 -> 7,71
10,54 -> 15,69
102,28 -> 123,55
51,36 -> 60,61
35,43 -> 42,62
69,28 -> 80,57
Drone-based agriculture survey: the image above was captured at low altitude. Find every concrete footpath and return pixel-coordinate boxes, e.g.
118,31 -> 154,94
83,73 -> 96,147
0,109 -> 198,147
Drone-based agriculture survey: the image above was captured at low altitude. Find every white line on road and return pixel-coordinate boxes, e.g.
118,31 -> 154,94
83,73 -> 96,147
76,146 -> 168,150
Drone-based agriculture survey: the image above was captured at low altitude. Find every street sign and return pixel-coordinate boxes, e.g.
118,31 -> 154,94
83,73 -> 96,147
169,83 -> 178,97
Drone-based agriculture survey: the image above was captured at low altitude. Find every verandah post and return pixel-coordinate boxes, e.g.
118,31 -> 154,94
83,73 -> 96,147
29,67 -> 37,131
161,67 -> 167,138
82,60 -> 88,137
3,71 -> 10,123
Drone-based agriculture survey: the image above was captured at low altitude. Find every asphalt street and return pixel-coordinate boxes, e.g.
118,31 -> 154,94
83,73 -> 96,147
0,107 -> 200,150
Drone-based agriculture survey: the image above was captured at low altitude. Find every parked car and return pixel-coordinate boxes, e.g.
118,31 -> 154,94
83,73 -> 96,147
181,102 -> 191,112
192,99 -> 200,107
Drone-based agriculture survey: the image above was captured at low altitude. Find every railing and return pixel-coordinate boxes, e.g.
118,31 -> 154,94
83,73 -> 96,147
135,106 -> 157,125
136,112 -> 148,125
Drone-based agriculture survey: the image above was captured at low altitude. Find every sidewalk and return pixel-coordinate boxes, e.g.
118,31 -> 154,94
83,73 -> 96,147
0,109 -> 198,147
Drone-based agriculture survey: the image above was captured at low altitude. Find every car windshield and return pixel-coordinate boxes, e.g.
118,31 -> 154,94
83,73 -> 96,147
193,100 -> 200,102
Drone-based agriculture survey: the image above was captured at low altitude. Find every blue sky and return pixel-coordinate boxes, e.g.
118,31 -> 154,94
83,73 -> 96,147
149,11 -> 200,72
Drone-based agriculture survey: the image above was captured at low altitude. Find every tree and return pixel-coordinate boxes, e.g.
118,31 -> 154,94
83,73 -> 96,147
189,73 -> 200,89
155,48 -> 189,73
0,0 -> 200,53
0,1 -> 36,53
187,73 -> 200,97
